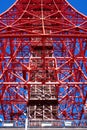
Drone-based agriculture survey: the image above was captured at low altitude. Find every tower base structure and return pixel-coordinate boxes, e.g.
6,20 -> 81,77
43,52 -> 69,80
0,0 -> 87,125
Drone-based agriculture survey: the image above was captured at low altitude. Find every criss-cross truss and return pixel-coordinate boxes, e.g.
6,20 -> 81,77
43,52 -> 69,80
0,0 -> 87,122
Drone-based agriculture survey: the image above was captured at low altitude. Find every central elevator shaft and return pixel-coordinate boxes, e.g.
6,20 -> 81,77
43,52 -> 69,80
28,38 -> 58,120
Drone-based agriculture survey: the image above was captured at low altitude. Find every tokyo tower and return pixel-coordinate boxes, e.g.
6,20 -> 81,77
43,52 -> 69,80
0,0 -> 87,124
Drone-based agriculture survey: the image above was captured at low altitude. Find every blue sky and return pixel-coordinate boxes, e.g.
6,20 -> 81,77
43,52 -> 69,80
0,0 -> 87,15
0,0 -> 16,14
68,0 -> 87,16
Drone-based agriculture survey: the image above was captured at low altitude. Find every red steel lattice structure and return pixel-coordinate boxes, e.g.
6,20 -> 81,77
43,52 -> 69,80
0,0 -> 87,121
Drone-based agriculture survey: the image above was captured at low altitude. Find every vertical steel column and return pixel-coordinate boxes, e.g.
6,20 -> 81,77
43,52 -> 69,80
28,38 -> 58,120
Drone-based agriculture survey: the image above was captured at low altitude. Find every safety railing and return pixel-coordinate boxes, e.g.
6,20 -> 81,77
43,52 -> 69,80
0,120 -> 87,128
